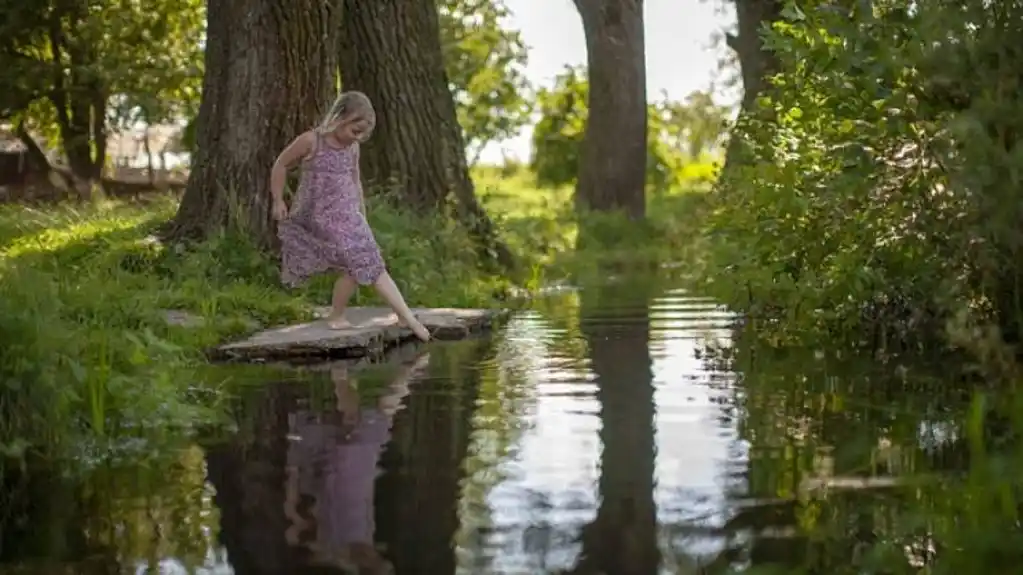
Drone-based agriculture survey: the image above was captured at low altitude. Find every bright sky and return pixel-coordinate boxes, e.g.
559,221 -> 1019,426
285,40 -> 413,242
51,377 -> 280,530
480,0 -> 736,164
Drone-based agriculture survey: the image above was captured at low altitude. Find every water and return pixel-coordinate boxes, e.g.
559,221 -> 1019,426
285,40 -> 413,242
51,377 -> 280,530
0,277 -> 978,573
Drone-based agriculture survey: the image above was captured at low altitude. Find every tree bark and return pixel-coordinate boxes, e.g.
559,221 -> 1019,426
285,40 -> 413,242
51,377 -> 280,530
338,0 -> 515,270
572,0 -> 648,219
167,0 -> 342,248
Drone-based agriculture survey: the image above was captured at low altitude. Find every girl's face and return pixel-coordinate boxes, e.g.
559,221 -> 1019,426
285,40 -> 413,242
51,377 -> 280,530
334,115 -> 374,143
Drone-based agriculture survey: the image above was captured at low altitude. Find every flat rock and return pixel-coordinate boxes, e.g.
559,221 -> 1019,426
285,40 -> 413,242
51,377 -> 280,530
212,306 -> 506,362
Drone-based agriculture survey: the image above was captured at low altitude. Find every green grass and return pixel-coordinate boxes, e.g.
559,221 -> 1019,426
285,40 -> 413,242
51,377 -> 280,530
0,164 -> 715,466
474,163 -> 716,281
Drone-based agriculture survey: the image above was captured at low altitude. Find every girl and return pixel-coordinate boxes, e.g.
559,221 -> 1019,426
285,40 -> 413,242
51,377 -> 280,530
271,91 -> 431,342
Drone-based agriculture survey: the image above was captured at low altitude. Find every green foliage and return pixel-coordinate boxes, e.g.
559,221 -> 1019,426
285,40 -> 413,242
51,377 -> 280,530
0,0 -> 205,168
531,66 -> 727,191
530,67 -> 588,189
654,90 -> 731,160
438,0 -> 533,163
104,0 -> 205,128
704,0 -> 1023,352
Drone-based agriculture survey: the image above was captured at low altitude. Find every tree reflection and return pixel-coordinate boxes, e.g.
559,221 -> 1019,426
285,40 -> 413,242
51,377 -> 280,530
1,443 -> 221,573
569,274 -> 660,575
205,377 -> 295,574
375,341 -> 497,573
207,342 -> 494,575
207,351 -> 428,574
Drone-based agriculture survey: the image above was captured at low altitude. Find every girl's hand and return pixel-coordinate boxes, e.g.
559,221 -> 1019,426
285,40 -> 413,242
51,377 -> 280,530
272,198 -> 289,221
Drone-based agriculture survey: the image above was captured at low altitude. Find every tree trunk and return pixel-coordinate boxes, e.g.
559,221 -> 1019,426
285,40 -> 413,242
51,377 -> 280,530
47,14 -> 107,183
728,0 -> 783,113
572,0 -> 648,219
144,128 -> 154,186
722,0 -> 784,169
339,0 -> 515,270
167,0 -> 343,248
13,119 -> 76,193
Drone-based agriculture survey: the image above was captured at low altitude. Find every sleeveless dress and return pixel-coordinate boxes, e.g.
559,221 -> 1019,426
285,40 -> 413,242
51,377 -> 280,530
278,135 -> 386,286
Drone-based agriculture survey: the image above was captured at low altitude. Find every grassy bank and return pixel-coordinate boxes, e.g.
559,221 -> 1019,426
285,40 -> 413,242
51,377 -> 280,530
0,165 -> 714,465
475,163 -> 715,280
0,192 -> 505,465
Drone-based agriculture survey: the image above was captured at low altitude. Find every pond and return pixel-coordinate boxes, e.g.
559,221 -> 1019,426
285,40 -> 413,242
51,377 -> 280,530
0,275 -> 988,574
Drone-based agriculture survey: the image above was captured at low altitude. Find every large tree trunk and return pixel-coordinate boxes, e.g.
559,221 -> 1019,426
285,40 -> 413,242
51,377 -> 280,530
167,0 -> 342,248
338,0 -> 515,270
572,0 -> 648,219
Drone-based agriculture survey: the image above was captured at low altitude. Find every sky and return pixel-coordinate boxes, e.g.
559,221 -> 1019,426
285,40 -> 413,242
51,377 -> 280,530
479,0 -> 737,164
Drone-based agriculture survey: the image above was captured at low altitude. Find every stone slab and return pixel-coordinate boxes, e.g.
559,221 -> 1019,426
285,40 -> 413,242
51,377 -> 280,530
212,306 -> 506,362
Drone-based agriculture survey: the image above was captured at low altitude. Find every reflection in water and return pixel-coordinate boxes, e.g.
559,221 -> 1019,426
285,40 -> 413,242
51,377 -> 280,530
4,277 -> 990,574
374,345 -> 484,574
454,279 -> 738,573
205,376 -> 293,574
284,355 -> 428,571
207,348 -> 455,574
571,279 -> 659,574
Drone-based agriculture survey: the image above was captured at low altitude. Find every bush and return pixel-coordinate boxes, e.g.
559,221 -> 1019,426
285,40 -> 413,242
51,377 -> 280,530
701,2 -> 1023,354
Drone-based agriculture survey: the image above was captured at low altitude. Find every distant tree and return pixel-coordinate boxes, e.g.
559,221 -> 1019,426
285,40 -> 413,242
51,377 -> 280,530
531,67 -> 685,191
530,67 -> 588,189
438,0 -> 533,165
571,0 -> 648,218
339,0 -> 514,269
0,0 -> 205,181
656,90 -> 731,160
168,0 -> 341,246
720,0 -> 783,170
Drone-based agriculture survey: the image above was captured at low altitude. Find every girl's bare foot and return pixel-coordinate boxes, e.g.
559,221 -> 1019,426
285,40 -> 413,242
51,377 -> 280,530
325,314 -> 352,330
397,315 -> 431,342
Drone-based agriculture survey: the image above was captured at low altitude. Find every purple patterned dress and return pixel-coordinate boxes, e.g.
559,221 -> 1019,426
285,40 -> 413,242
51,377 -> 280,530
278,134 -> 386,286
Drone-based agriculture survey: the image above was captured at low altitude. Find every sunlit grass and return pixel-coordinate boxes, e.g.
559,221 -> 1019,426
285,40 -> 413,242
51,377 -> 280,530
473,163 -> 716,280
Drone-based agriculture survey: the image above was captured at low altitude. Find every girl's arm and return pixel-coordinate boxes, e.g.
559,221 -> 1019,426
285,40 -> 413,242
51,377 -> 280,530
270,131 -> 315,203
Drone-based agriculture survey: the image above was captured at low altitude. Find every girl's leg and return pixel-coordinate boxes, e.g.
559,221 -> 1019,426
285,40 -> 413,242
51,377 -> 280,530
372,271 -> 431,342
326,274 -> 358,329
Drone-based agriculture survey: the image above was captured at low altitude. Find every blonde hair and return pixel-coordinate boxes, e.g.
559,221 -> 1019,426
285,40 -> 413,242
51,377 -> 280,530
317,91 -> 376,134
